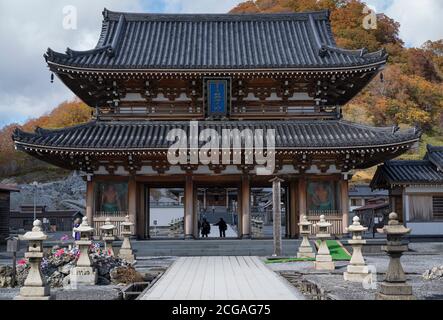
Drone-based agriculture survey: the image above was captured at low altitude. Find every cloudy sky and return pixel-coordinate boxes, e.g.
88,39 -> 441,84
0,0 -> 442,128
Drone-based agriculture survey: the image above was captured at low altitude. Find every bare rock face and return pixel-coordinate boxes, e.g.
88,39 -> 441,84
9,173 -> 86,211
423,266 -> 443,281
110,266 -> 144,285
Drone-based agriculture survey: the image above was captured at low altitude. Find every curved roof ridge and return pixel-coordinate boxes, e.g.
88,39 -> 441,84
321,44 -> 388,60
102,8 -> 331,22
337,120 -> 418,134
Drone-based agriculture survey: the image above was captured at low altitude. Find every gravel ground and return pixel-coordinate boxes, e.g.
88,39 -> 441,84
266,249 -> 443,300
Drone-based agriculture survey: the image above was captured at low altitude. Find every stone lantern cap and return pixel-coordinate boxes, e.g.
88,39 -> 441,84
315,215 -> 332,228
347,216 -> 368,233
100,218 -> 117,231
378,213 -> 411,235
121,215 -> 134,227
74,217 -> 94,234
298,215 -> 312,227
19,220 -> 47,241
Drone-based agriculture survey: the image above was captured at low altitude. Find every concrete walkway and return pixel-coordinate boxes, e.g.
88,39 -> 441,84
140,256 -> 305,300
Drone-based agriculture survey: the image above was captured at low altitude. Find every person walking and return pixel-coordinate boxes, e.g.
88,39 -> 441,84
214,218 -> 228,238
73,217 -> 82,240
201,218 -> 211,238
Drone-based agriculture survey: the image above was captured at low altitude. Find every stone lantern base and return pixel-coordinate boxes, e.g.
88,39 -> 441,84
344,265 -> 370,282
119,249 -> 136,263
14,286 -> 52,300
297,246 -> 315,259
314,254 -> 335,271
70,266 -> 98,286
375,282 -> 416,300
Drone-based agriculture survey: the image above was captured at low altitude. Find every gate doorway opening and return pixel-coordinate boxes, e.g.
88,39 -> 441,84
147,187 -> 185,239
197,187 -> 239,239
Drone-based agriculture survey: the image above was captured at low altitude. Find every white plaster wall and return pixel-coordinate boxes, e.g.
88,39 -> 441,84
406,222 -> 443,235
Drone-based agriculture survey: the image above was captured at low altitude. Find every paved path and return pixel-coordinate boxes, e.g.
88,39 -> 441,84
140,256 -> 305,300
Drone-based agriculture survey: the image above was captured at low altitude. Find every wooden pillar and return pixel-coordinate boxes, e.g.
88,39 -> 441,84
298,177 -> 307,219
241,175 -> 251,239
226,189 -> 229,209
137,183 -> 146,239
289,179 -> 298,238
340,178 -> 349,234
86,179 -> 94,225
128,176 -> 137,236
185,175 -> 194,239
271,177 -> 284,257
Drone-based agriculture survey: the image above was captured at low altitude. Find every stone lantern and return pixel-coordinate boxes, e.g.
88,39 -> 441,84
71,217 -> 97,286
314,215 -> 334,271
119,215 -> 136,263
376,212 -> 415,300
344,216 -> 370,282
15,220 -> 51,300
297,216 -> 315,259
100,218 -> 116,256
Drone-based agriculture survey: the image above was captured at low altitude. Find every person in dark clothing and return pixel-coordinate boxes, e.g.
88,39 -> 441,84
201,218 -> 211,238
73,217 -> 81,240
214,218 -> 228,238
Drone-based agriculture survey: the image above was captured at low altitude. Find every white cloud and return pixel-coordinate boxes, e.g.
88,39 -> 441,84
0,0 -> 143,127
161,0 -> 243,13
366,0 -> 443,47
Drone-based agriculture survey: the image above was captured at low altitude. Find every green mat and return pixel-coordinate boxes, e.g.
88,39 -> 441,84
316,240 -> 351,261
265,240 -> 351,264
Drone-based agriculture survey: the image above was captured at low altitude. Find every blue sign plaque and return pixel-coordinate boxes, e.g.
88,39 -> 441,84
206,79 -> 229,117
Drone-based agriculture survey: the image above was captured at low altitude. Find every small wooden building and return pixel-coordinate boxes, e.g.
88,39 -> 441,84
0,184 -> 20,243
371,145 -> 443,236
9,205 -> 83,233
13,10 -> 421,239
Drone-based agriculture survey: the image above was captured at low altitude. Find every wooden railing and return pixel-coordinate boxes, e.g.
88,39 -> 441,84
93,211 -> 129,239
307,211 -> 343,236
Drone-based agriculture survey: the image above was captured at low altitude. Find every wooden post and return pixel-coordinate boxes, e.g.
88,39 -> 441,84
86,179 -> 94,226
241,175 -> 251,239
185,175 -> 194,239
128,176 -> 137,236
289,180 -> 298,238
298,177 -> 307,219
340,178 -> 350,234
270,177 -> 284,257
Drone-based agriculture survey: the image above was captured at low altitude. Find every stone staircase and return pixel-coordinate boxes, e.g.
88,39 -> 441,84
131,239 -> 301,257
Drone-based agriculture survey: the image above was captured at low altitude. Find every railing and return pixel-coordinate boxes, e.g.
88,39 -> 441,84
307,210 -> 343,236
230,104 -> 339,119
93,211 -> 129,239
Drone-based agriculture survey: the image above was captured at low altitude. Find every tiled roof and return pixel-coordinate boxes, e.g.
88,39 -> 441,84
13,120 -> 420,151
45,9 -> 387,70
0,184 -> 20,192
425,145 -> 443,172
371,160 -> 443,188
348,184 -> 388,197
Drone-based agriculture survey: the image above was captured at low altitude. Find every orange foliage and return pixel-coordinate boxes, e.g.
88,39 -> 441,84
0,99 -> 92,177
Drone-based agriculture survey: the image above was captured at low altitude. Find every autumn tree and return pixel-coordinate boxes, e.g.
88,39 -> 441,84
0,99 -> 91,178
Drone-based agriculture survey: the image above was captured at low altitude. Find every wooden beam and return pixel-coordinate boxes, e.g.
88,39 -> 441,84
241,175 -> 251,239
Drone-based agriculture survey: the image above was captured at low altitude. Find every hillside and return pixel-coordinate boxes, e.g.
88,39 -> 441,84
0,99 -> 91,182
230,0 -> 443,181
1,0 -> 442,184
